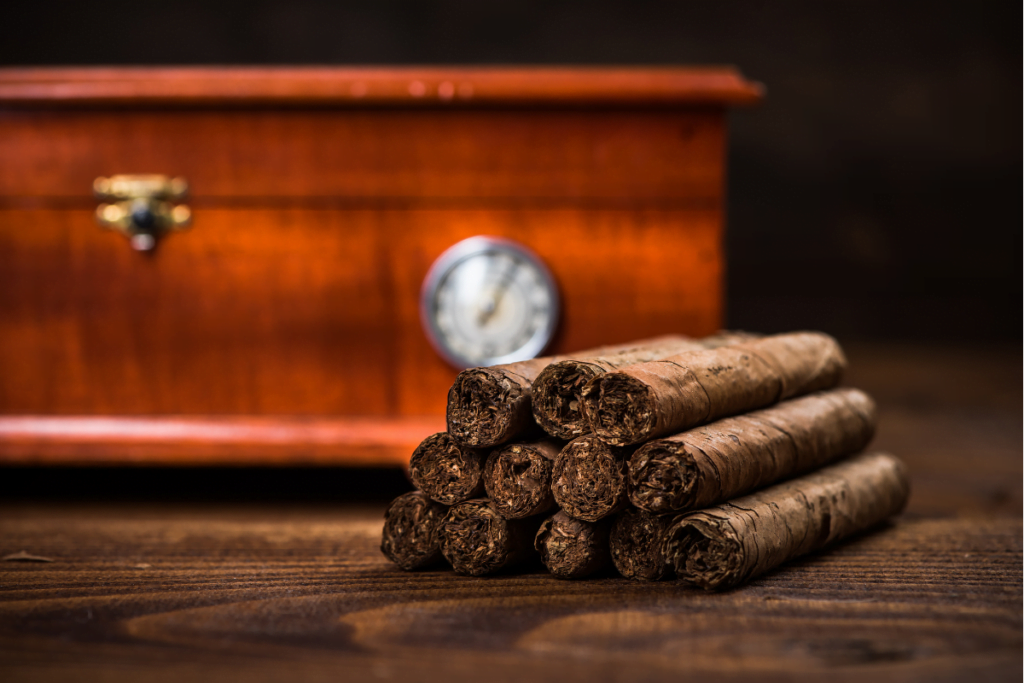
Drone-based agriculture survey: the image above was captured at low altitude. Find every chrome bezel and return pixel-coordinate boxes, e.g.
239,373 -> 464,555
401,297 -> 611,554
420,236 -> 560,369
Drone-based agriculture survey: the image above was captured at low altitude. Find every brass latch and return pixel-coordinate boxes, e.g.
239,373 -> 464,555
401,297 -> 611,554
94,175 -> 191,251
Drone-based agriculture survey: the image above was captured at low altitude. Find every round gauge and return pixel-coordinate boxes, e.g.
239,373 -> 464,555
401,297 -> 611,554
421,236 -> 560,369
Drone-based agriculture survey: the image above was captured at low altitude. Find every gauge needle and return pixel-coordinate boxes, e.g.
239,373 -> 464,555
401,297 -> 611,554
477,259 -> 517,326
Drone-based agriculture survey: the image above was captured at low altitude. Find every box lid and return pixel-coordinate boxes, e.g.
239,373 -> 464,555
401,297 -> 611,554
0,66 -> 763,108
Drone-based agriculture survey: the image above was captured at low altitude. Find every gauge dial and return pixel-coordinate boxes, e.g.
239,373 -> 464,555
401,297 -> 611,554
421,236 -> 560,369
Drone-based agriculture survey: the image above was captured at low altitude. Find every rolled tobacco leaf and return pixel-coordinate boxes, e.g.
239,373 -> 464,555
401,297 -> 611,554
551,435 -> 635,522
483,439 -> 563,519
581,331 -> 847,446
439,498 -> 543,576
409,432 -> 487,506
446,336 -> 689,448
531,331 -> 758,440
534,511 -> 612,579
667,451 -> 910,591
628,388 -> 877,515
381,491 -> 449,571
609,508 -> 679,581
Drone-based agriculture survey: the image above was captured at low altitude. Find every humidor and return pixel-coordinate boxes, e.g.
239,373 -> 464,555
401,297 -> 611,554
0,66 -> 760,465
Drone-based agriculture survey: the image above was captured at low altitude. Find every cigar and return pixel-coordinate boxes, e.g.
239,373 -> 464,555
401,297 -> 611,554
409,432 -> 487,505
381,491 -> 449,571
667,451 -> 910,591
628,388 -> 877,515
446,336 -> 692,448
483,439 -> 563,519
439,499 -> 543,576
551,435 -> 635,522
581,331 -> 846,446
609,507 -> 678,581
534,511 -> 612,579
531,332 -> 758,440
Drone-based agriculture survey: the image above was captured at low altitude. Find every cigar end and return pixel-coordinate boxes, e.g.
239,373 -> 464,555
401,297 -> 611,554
439,499 -> 520,576
532,361 -> 603,440
666,517 -> 744,591
410,432 -> 485,506
841,387 -> 879,435
446,368 -> 525,447
484,444 -> 557,519
534,511 -> 611,579
628,441 -> 699,514
581,372 -> 655,446
381,491 -> 449,571
552,436 -> 629,522
609,508 -> 677,581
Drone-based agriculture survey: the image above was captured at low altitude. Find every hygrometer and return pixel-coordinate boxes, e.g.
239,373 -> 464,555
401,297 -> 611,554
421,236 -> 560,369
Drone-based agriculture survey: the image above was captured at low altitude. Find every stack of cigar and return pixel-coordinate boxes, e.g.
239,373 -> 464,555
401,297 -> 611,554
381,331 -> 909,590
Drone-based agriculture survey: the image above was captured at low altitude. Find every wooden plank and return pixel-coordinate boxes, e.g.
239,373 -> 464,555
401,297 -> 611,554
0,343 -> 1019,677
0,508 -> 1018,682
0,66 -> 763,107
0,109 -> 725,201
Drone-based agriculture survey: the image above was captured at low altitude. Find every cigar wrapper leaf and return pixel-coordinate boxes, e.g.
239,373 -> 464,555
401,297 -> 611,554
628,388 -> 877,515
447,336 -> 698,449
581,331 -> 846,447
667,451 -> 910,591
531,332 -> 758,440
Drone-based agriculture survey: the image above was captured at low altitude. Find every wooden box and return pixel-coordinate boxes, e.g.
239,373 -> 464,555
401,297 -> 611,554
0,67 -> 761,466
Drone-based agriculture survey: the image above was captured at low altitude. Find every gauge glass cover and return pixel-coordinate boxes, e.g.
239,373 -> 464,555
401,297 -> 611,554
421,236 -> 559,369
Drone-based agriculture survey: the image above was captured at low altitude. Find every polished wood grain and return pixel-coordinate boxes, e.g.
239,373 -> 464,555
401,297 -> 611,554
0,109 -> 725,201
0,208 -> 722,417
0,66 -> 763,107
0,416 -> 443,466
0,67 -> 746,464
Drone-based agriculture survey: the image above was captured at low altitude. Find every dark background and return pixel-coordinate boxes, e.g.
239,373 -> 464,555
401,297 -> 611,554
2,0 -> 1019,342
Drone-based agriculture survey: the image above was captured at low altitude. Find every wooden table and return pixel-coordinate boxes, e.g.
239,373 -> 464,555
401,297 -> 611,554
1,343 -> 1020,682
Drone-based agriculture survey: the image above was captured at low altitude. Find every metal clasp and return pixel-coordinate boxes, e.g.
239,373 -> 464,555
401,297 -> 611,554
94,175 -> 191,251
